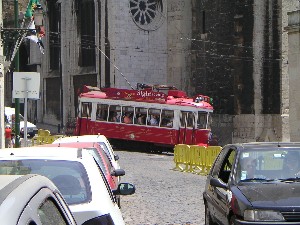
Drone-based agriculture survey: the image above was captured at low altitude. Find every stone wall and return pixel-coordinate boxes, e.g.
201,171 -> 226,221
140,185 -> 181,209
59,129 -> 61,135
286,10 -> 300,141
109,0 -> 168,89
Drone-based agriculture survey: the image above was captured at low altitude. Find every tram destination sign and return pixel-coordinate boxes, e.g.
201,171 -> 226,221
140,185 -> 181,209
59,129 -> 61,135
105,88 -> 167,103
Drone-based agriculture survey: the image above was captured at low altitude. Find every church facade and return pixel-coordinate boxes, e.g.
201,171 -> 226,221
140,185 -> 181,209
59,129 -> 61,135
7,0 -> 299,144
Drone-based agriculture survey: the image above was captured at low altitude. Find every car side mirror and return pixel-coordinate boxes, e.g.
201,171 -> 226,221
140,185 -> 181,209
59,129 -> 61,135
210,177 -> 228,189
111,169 -> 125,177
113,182 -> 135,195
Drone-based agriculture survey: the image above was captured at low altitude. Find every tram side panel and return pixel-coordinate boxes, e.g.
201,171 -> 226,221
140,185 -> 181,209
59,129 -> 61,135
75,118 -> 209,147
77,119 -> 179,147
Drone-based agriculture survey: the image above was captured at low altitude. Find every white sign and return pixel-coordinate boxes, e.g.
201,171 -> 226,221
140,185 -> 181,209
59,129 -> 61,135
12,72 -> 40,99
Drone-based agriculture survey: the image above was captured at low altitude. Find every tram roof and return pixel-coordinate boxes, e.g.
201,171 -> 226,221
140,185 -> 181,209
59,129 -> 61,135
79,85 -> 214,111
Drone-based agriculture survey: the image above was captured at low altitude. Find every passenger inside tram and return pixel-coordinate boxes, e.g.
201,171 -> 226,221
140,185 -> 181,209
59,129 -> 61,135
149,115 -> 158,126
111,112 -> 121,122
137,114 -> 146,125
123,112 -> 133,124
166,119 -> 173,127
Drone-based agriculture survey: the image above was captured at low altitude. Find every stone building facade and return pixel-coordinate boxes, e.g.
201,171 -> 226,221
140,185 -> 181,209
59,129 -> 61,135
3,0 -> 299,144
286,10 -> 300,142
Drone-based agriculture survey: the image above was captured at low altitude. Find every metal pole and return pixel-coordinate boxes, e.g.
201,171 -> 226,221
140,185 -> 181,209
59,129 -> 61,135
23,77 -> 29,147
0,0 -> 4,149
14,0 -> 20,147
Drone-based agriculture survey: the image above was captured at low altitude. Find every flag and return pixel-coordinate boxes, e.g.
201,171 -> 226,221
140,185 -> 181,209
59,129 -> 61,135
25,0 -> 40,18
25,21 -> 45,54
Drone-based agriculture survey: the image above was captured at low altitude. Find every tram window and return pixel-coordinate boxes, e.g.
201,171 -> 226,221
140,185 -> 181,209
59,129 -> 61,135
135,107 -> 147,125
96,104 -> 108,121
81,102 -> 92,118
122,106 -> 134,124
180,111 -> 194,128
108,105 -> 121,122
197,112 -> 207,129
207,113 -> 212,129
147,109 -> 160,126
160,110 -> 174,128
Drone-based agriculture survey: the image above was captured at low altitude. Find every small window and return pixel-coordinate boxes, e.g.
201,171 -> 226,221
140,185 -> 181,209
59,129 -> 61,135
122,106 -> 134,124
180,111 -> 194,128
135,107 -> 147,125
96,104 -> 108,121
108,105 -> 121,122
218,150 -> 236,183
81,102 -> 92,118
160,110 -> 174,128
197,112 -> 207,129
147,108 -> 160,126
38,198 -> 68,225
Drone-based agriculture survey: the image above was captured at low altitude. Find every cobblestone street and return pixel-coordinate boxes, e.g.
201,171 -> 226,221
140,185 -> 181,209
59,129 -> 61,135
116,150 -> 207,225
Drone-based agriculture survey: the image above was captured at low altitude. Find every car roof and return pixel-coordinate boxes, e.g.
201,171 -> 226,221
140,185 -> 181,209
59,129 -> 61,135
225,142 -> 300,152
52,135 -> 120,170
0,147 -> 84,159
53,135 -> 109,143
0,174 -> 61,224
41,142 -> 100,148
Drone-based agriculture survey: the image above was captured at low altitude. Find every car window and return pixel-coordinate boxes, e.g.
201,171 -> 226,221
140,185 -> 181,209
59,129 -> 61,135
38,198 -> 68,225
98,142 -> 113,161
98,146 -> 114,171
236,149 -> 300,182
84,147 -> 109,175
0,160 -> 92,205
213,148 -> 236,184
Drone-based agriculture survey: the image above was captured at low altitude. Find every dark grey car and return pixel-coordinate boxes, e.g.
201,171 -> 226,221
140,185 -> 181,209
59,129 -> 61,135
203,142 -> 300,225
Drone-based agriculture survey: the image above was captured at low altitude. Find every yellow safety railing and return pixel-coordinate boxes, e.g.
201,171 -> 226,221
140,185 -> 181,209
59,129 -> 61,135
31,129 -> 63,146
173,144 -> 222,175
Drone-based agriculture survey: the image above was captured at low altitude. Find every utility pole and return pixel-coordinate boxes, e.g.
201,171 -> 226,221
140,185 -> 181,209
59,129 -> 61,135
14,0 -> 20,147
0,0 -> 4,149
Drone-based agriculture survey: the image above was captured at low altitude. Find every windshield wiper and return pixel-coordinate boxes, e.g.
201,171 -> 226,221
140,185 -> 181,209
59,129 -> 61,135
279,177 -> 300,182
241,178 -> 275,182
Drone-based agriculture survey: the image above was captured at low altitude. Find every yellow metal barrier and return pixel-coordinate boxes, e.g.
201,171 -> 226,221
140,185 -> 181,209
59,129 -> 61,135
173,144 -> 190,172
31,129 -> 63,146
173,144 -> 222,175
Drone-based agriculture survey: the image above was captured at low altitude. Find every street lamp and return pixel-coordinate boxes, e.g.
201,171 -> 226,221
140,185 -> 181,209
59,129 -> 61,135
33,4 -> 43,26
0,4 -> 44,147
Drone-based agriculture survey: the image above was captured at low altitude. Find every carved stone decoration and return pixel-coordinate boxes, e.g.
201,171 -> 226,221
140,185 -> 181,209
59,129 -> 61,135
129,0 -> 166,31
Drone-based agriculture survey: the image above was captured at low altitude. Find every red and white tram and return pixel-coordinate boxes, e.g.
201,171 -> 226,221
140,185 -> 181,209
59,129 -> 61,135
74,84 -> 213,149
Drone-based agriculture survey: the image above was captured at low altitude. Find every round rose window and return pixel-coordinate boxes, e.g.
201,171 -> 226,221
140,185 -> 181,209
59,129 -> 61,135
129,0 -> 166,31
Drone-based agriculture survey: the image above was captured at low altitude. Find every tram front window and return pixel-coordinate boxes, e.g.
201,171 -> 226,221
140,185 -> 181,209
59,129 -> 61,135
81,102 -> 92,118
197,112 -> 207,129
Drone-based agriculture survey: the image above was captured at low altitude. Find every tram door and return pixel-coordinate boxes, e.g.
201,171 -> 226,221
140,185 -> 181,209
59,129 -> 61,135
179,111 -> 196,144
78,102 -> 92,135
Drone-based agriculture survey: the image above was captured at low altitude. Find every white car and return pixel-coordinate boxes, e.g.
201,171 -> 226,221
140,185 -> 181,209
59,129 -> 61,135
53,134 -> 121,170
0,147 -> 135,225
0,174 -> 76,225
5,106 -> 38,137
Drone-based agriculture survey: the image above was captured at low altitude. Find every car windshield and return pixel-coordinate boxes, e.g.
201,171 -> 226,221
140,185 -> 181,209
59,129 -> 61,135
236,148 -> 300,183
0,159 -> 91,205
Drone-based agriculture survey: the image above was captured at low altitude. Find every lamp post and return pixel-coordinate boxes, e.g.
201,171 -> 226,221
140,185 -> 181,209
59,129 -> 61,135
0,1 -> 44,147
14,0 -> 20,148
